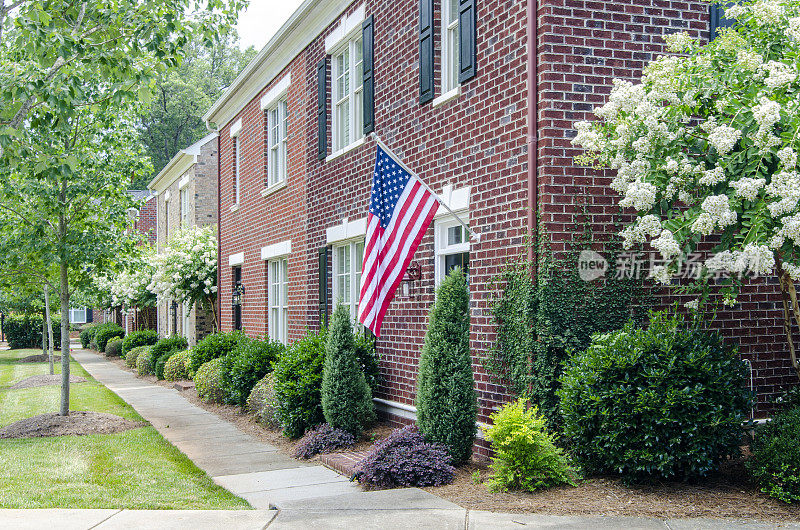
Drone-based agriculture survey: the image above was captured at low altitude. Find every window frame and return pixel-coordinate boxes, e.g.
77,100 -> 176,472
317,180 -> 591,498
332,238 -> 365,324
268,258 -> 289,345
330,33 -> 364,154
441,0 -> 460,94
266,99 -> 288,189
179,187 -> 190,228
69,308 -> 87,324
434,215 -> 470,287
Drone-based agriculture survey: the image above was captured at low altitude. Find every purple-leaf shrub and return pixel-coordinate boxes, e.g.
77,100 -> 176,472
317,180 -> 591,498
354,425 -> 455,488
293,423 -> 355,459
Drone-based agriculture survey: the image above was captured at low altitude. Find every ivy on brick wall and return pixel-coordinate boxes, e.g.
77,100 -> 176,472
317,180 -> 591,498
486,217 -> 649,429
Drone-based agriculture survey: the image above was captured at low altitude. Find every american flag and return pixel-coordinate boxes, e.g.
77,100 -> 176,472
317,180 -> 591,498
358,143 -> 439,336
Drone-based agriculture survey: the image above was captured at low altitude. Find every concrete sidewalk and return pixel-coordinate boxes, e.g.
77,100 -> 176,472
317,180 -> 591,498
3,347 -> 793,529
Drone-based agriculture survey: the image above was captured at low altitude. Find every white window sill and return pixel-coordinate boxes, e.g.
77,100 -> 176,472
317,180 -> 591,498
261,180 -> 287,198
326,137 -> 367,163
229,204 -> 240,213
433,86 -> 461,108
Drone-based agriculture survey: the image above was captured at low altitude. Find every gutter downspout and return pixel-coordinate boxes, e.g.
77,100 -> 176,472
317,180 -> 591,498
527,0 -> 539,273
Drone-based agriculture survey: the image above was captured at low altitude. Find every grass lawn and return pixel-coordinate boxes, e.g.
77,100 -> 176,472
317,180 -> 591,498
0,348 -> 251,509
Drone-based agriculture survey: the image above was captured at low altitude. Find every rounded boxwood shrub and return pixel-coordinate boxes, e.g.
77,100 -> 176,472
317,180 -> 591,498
293,423 -> 355,459
354,425 -> 455,488
148,335 -> 189,380
164,349 -> 191,381
80,323 -> 101,349
94,323 -> 125,352
558,310 -> 751,482
322,306 -> 376,437
105,336 -> 123,357
273,329 -> 327,438
748,406 -> 800,503
121,329 -> 159,358
220,338 -> 284,407
126,345 -> 149,369
195,357 -> 225,403
483,398 -> 578,492
247,372 -> 280,428
188,330 -> 248,376
5,314 -> 62,350
136,348 -> 153,375
416,267 -> 476,465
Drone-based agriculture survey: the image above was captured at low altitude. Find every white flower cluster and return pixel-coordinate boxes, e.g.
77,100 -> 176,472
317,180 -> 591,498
684,299 -> 700,310
707,124 -> 742,155
593,79 -> 646,121
700,195 -> 738,230
752,0 -> 785,26
619,180 -> 658,211
752,97 -> 781,133
699,166 -> 725,186
783,261 -> 800,281
787,17 -> 800,40
651,229 -> 681,260
664,31 -> 694,53
737,49 -> 764,71
620,214 -> 662,249
778,146 -> 797,168
147,225 -> 218,306
766,170 -> 800,217
763,61 -> 797,88
572,121 -> 604,152
650,265 -> 672,285
705,243 -> 775,276
726,4 -> 747,19
731,177 -> 766,201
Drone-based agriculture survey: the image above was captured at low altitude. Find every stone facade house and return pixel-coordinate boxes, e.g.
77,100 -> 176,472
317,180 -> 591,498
148,133 -> 219,346
203,0 -> 797,444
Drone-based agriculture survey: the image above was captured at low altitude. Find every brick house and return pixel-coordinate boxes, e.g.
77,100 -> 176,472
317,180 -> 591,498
148,133 -> 219,345
204,0 -> 797,437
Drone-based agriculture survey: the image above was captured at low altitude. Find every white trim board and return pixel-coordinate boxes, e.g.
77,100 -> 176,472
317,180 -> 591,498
326,217 -> 367,244
260,74 -> 292,110
230,118 -> 243,138
324,4 -> 365,53
261,240 -> 292,260
434,184 -> 470,219
373,398 -> 488,440
228,252 -> 244,267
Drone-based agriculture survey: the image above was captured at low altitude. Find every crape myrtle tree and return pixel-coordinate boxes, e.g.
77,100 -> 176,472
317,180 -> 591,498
148,225 -> 219,331
572,0 -> 800,380
96,243 -> 158,323
0,0 -> 244,416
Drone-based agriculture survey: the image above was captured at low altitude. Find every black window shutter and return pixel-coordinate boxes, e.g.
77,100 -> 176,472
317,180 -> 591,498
317,58 -> 327,160
362,15 -> 375,135
458,0 -> 477,83
86,308 -> 93,323
419,0 -> 434,104
709,2 -> 736,41
319,246 -> 329,327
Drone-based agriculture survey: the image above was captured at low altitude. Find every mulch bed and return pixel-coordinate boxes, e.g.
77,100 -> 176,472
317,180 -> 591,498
18,354 -> 62,363
0,411 -> 145,439
9,374 -> 86,390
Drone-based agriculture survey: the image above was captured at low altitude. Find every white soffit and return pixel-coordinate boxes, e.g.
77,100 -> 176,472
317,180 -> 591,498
260,74 -> 292,110
228,252 -> 244,266
261,240 -> 292,260
326,217 -> 367,244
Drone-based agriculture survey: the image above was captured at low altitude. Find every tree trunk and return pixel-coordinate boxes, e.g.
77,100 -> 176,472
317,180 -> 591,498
208,296 -> 218,332
45,283 -> 54,376
777,263 -> 800,382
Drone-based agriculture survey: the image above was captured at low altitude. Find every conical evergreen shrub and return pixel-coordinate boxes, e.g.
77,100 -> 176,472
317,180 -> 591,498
416,267 -> 477,465
321,305 -> 376,437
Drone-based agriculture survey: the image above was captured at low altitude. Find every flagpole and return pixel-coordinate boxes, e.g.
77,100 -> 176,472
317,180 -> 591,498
371,134 -> 480,242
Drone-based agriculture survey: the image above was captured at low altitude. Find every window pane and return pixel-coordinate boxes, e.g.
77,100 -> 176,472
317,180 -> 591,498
444,252 -> 469,279
282,259 -> 288,307
447,225 -> 463,246
449,0 -> 459,24
355,241 -> 364,274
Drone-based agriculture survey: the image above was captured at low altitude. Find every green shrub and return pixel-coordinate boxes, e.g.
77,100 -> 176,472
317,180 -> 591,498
274,329 -> 327,438
483,399 -> 578,492
121,329 -> 159,358
126,345 -> 149,369
195,357 -> 225,403
355,331 -> 381,392
416,268 -> 477,465
558,310 -> 750,482
5,314 -> 62,350
80,323 -> 101,348
220,338 -> 284,407
748,407 -> 800,503
136,348 -> 153,375
149,335 -> 189,379
94,323 -> 125,352
105,336 -> 123,357
163,349 -> 191,381
322,306 -> 375,437
188,330 -> 248,376
247,373 -> 280,428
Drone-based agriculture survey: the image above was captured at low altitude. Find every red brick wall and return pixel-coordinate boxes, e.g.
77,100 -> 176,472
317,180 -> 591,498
135,195 -> 157,245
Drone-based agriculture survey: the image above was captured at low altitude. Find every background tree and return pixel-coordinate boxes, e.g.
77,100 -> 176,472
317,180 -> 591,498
572,0 -> 800,380
134,33 -> 256,187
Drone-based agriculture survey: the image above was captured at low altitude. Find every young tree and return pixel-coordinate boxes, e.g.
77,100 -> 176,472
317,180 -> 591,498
571,0 -> 800,380
416,267 -> 477,465
321,306 -> 376,437
0,0 -> 243,416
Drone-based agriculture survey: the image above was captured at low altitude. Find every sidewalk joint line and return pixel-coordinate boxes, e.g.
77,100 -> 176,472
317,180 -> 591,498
87,508 -> 123,529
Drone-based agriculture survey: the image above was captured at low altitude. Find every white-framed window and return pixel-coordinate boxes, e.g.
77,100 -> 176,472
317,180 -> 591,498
332,239 -> 364,323
69,308 -> 87,324
233,136 -> 241,205
442,0 -> 460,93
331,34 -> 364,152
267,99 -> 288,188
164,197 -> 170,236
268,258 -> 289,345
180,187 -> 189,228
182,301 -> 191,337
434,216 -> 470,287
